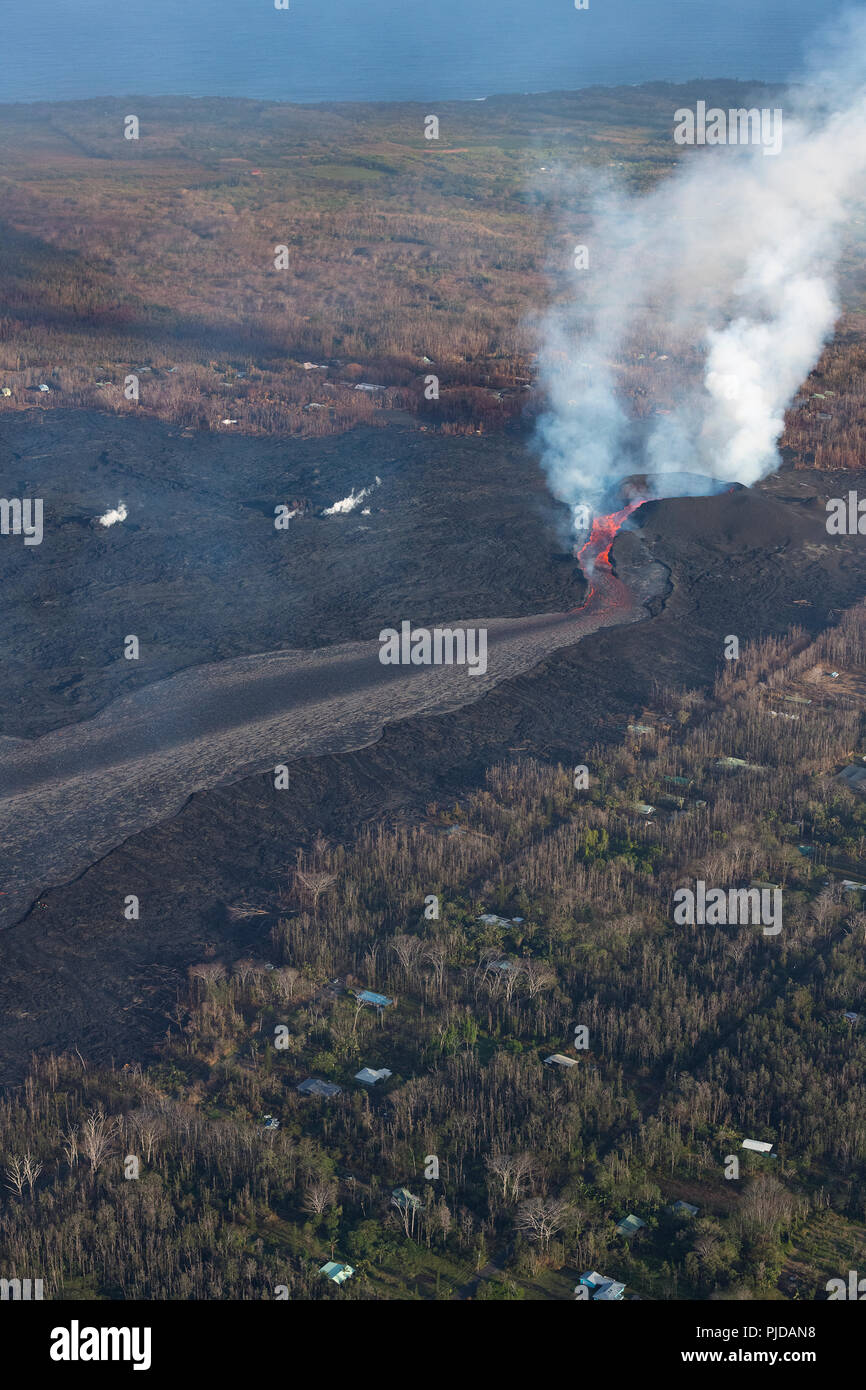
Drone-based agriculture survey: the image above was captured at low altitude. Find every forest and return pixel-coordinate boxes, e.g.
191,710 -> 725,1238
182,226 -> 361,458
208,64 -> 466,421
2,604 -> 865,1300
0,86 -> 865,459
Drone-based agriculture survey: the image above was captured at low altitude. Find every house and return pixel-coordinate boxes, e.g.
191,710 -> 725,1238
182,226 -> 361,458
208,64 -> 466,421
478,913 -> 525,928
355,1066 -> 392,1085
297,1078 -> 342,1098
262,1115 -> 280,1130
615,1214 -> 646,1237
579,1271 -> 626,1301
844,1012 -> 861,1024
490,958 -> 520,974
1,387 -> 11,397
838,765 -> 866,795
544,1054 -> 578,1069
354,989 -> 394,1009
391,1187 -> 421,1212
38,384 -> 51,392
670,1200 -> 699,1217
741,1138 -> 774,1154
319,1261 -> 354,1285
634,802 -> 655,817
594,1279 -> 627,1301
716,756 -> 764,772
627,724 -> 653,735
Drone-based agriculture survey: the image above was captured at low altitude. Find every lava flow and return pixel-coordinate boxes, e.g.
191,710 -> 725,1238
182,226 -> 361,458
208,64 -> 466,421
575,498 -> 646,603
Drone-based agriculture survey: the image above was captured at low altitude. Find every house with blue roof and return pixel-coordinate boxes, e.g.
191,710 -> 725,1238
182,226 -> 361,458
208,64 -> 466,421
354,989 -> 394,1009
579,1271 -> 626,1301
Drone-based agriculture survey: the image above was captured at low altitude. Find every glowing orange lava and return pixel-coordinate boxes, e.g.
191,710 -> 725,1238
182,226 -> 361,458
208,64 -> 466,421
578,498 -> 646,569
575,498 -> 646,603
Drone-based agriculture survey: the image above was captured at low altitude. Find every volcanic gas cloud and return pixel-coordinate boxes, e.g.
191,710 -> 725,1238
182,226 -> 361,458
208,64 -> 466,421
533,12 -> 866,536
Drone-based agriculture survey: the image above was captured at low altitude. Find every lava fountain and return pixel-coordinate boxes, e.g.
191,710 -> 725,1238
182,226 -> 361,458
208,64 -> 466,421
573,498 -> 647,609
577,498 -> 646,571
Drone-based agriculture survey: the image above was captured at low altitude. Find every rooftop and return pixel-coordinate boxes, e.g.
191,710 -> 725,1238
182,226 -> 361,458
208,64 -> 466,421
355,1066 -> 392,1084
297,1077 -> 342,1098
579,1271 -> 626,1300
355,989 -> 394,1008
544,1053 -> 578,1068
391,1186 -> 422,1210
615,1214 -> 646,1237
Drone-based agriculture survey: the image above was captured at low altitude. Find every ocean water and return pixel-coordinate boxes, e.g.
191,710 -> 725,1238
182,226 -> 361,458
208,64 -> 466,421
0,0 -> 850,105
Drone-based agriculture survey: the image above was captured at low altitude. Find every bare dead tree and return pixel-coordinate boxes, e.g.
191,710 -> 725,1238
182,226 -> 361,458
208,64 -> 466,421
510,1152 -> 538,1202
522,960 -> 556,1000
435,1199 -> 453,1244
4,1156 -> 26,1197
485,1149 -> 516,1200
272,966 -> 299,1002
303,1180 -> 338,1217
390,934 -> 422,982
485,1149 -> 536,1203
61,1125 -> 79,1170
516,1196 -> 572,1253
232,958 -> 258,987
737,1176 -> 797,1236
22,1153 -> 43,1197
188,962 -> 227,996
80,1110 -> 119,1175
474,948 -> 503,993
811,887 -> 838,934
392,1190 -> 421,1239
295,869 -> 337,915
362,944 -> 379,985
423,942 -> 448,992
848,911 -> 866,942
131,1110 -> 165,1164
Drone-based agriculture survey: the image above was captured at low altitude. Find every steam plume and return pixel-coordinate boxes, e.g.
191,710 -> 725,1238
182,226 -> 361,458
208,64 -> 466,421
534,12 -> 866,529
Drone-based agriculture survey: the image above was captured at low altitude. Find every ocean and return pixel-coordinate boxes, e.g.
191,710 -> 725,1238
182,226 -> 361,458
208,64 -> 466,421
0,0 -> 850,105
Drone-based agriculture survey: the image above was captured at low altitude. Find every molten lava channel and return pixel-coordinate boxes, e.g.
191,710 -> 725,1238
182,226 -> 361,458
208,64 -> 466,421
575,498 -> 646,601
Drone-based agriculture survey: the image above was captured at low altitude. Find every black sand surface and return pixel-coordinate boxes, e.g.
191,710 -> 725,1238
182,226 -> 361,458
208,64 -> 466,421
0,410 -> 586,737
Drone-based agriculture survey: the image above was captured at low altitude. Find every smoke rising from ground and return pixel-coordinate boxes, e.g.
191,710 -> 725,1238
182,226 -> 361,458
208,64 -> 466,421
534,11 -> 866,528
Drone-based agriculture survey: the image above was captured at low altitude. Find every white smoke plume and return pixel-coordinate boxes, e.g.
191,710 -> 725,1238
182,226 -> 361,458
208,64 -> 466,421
534,11 -> 866,528
322,477 -> 381,515
96,501 -> 128,527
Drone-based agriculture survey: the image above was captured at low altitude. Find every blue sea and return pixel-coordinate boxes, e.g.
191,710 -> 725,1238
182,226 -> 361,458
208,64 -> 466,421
0,0 -> 853,105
